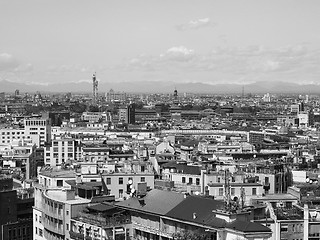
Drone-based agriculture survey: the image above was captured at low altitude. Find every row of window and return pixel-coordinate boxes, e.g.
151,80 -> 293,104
2,135 -> 31,139
0,131 -> 24,135
7,226 -> 31,238
217,187 -> 257,196
25,120 -> 47,126
53,141 -> 74,146
182,177 -> 200,185
104,177 -> 146,185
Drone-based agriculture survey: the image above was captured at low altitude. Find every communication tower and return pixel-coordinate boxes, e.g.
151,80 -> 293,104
92,72 -> 98,105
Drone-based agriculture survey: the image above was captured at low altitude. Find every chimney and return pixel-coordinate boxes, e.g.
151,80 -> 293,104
193,212 -> 197,219
76,173 -> 82,184
138,199 -> 146,206
66,189 -> 75,200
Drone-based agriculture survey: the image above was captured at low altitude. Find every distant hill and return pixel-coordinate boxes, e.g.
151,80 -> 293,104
1,79 -> 319,94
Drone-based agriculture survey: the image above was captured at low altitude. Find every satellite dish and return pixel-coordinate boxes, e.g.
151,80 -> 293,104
131,188 -> 135,193
128,180 -> 133,185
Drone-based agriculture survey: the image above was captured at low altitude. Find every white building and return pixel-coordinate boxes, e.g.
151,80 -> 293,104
33,169 -> 91,240
44,138 -> 81,166
24,118 -> 51,146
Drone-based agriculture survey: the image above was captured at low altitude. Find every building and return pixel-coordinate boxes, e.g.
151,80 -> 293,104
33,168 -> 91,240
44,138 -> 81,167
116,189 -> 272,240
0,177 -> 34,240
101,161 -> 155,200
69,203 -> 131,240
105,89 -> 126,102
118,104 -> 135,124
24,118 -> 51,146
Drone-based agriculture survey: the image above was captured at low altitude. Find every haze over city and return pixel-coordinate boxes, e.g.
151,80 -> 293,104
1,0 -> 320,92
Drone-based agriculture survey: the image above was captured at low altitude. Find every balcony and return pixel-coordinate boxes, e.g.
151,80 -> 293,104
44,229 -> 64,240
69,231 -> 85,240
43,218 -> 65,235
78,212 -> 131,228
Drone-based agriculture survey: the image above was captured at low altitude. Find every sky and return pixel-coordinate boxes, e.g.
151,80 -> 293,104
1,0 -> 320,89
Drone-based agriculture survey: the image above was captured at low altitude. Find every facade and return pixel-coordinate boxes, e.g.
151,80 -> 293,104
0,127 -> 38,145
24,118 -> 51,146
44,138 -> 81,166
0,177 -> 34,240
33,169 -> 91,240
69,204 -> 131,240
116,189 -> 272,240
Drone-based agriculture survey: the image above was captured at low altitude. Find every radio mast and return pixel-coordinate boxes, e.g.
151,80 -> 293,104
92,72 -> 98,105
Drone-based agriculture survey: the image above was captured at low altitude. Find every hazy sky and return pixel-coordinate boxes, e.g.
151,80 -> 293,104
1,0 -> 320,87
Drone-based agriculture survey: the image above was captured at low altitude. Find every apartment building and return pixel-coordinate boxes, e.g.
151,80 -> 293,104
33,168 -> 90,240
24,118 -> 51,146
44,138 -> 81,166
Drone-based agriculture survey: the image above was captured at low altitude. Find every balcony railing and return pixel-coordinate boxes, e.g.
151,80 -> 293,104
78,212 -> 131,228
69,231 -> 85,240
43,219 -> 65,235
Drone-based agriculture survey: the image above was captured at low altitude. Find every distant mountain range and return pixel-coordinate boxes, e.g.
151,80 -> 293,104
0,80 -> 319,94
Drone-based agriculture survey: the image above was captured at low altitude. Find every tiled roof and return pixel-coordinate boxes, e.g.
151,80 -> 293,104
226,220 -> 272,233
166,196 -> 225,227
115,189 -> 185,215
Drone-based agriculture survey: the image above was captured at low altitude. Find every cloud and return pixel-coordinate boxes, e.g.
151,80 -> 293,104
118,44 -> 320,84
176,18 -> 215,31
160,46 -> 195,61
0,53 -> 20,71
14,63 -> 34,73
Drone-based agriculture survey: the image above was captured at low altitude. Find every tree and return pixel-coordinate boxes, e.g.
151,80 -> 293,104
172,230 -> 211,240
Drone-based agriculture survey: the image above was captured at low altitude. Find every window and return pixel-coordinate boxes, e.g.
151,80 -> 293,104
57,180 -> 63,187
217,177 -> 221,183
280,224 -> 288,232
35,227 -> 38,235
182,177 -> 186,183
66,210 -> 69,215
141,165 -> 145,172
39,216 -> 41,223
119,189 -> 124,198
119,177 -> 123,185
66,223 -> 69,231
35,214 -> 37,222
219,188 -> 223,196
140,177 -> 145,182
39,229 -> 43,237
231,188 -> 235,195
252,188 -> 257,195
189,178 -> 193,184
196,178 -> 200,185
106,178 -> 111,185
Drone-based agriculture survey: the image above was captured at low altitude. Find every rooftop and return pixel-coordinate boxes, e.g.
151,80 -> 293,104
116,189 -> 185,215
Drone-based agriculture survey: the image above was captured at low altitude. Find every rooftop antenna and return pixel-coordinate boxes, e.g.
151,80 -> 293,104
242,85 -> 244,99
223,169 -> 231,211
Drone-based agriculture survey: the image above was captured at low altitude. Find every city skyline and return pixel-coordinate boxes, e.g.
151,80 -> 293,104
1,0 -> 320,91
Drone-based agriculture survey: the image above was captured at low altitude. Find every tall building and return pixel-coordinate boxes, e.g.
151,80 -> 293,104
0,177 -> 34,240
118,104 -> 135,124
24,118 -> 51,147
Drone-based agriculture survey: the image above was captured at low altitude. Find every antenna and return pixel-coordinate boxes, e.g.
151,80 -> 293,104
242,85 -> 244,99
223,169 -> 231,211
